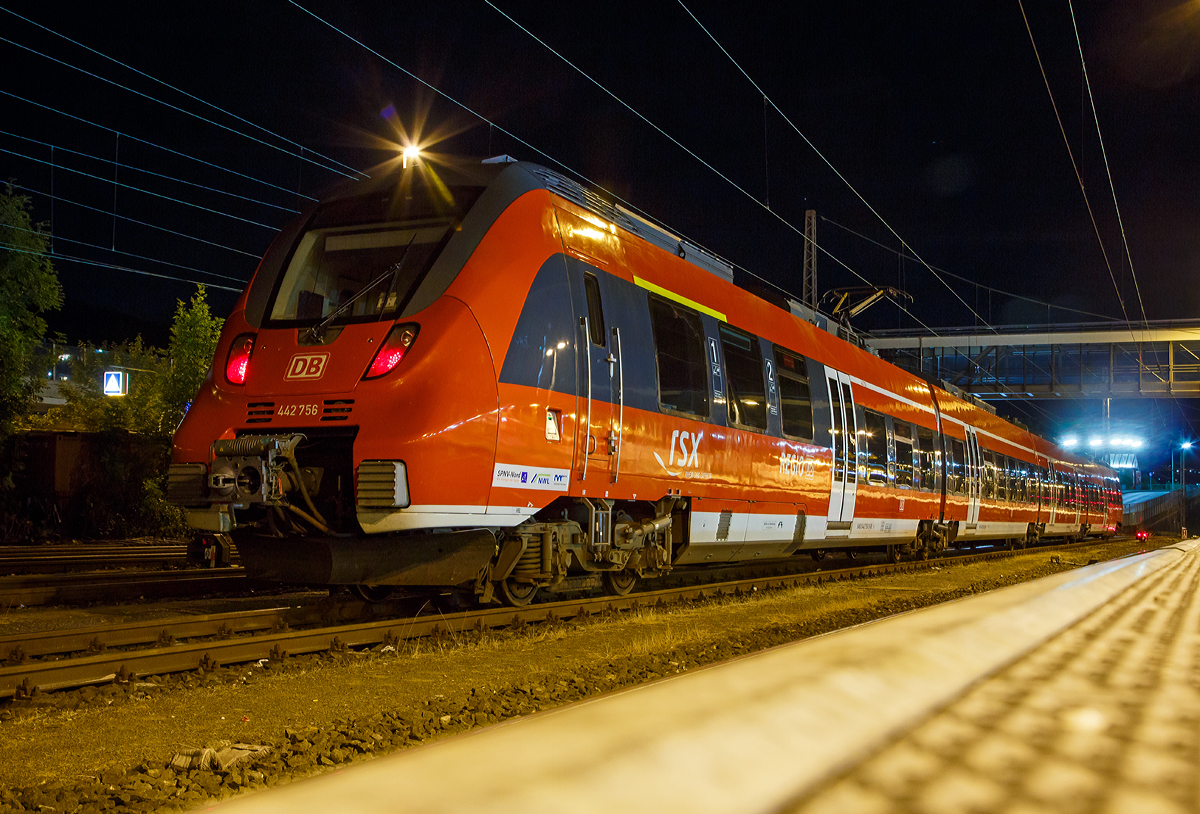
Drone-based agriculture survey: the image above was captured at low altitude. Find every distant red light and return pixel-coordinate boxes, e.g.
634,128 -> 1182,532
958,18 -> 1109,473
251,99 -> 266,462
364,324 -> 419,380
225,334 -> 255,385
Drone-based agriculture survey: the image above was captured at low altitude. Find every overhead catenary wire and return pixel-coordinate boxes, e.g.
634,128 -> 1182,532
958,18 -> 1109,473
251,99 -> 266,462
3,221 -> 246,284
821,216 -> 1123,324
0,130 -> 301,214
0,89 -> 318,202
1066,0 -> 1149,326
12,183 -> 263,258
0,6 -> 367,181
1,146 -> 282,230
0,242 -> 241,292
0,33 -> 362,181
1017,1 -> 1167,393
674,0 -> 997,334
1015,0 -> 1130,327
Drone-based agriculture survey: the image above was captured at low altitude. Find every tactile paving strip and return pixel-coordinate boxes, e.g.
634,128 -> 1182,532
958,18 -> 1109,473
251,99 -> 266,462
787,551 -> 1200,814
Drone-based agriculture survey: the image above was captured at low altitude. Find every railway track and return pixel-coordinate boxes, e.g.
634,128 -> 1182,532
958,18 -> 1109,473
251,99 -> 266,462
0,538 -> 1107,700
0,543 -> 190,574
0,568 -> 253,608
0,541 -> 249,607
0,542 -> 241,575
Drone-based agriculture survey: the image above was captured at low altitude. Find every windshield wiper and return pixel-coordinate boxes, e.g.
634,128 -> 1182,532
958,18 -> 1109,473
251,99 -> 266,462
307,232 -> 417,341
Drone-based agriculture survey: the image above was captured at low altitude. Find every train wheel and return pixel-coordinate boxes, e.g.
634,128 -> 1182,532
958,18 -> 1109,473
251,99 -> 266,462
603,569 -> 638,597
352,584 -> 393,603
498,579 -> 539,607
845,549 -> 859,560
810,549 -> 827,561
887,545 -> 901,564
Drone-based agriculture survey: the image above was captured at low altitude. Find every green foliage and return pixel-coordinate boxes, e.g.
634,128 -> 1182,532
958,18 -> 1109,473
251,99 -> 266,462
29,286 -> 223,437
13,287 -> 223,539
0,185 -> 62,438
28,337 -> 169,434
162,286 -> 224,431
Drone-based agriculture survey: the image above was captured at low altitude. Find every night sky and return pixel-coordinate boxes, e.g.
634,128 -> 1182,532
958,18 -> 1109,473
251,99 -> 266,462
3,1 -> 1199,458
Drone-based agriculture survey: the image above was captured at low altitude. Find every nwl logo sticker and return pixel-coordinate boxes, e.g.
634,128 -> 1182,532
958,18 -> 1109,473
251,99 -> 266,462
492,464 -> 569,492
285,353 -> 330,381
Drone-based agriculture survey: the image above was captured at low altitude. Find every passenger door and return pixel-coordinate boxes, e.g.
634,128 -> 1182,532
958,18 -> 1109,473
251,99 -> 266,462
825,369 -> 858,533
575,270 -> 625,491
964,427 -> 982,527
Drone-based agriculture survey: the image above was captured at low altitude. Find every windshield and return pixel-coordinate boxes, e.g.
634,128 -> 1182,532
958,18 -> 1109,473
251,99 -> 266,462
267,219 -> 452,325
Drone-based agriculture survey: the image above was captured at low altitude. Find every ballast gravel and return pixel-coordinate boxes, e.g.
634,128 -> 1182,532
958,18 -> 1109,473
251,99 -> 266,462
0,538 -> 1167,813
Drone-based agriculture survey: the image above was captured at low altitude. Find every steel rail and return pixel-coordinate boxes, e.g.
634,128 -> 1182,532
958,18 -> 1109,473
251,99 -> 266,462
0,544 -> 239,574
0,568 -> 249,607
0,597 -> 398,661
0,539 -> 1116,699
2,553 -> 190,574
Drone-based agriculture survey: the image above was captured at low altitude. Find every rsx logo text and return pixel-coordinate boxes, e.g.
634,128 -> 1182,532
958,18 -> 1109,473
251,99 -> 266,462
285,352 -> 330,381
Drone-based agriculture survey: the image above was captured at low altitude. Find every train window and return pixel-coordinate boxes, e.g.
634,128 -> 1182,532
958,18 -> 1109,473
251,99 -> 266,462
842,383 -> 858,484
982,450 -> 996,500
917,426 -> 936,491
775,349 -> 814,441
649,295 -> 710,418
948,438 -> 966,494
582,273 -> 606,346
829,383 -> 845,482
996,456 -> 1008,502
894,420 -> 914,488
719,325 -> 767,431
268,220 -> 454,326
864,410 -> 888,486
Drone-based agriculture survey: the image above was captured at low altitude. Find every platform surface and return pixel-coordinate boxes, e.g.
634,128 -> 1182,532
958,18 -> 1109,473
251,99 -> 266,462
206,539 -> 1200,814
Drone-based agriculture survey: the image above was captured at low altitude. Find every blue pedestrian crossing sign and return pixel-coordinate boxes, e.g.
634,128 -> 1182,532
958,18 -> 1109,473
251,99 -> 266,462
103,370 -> 124,396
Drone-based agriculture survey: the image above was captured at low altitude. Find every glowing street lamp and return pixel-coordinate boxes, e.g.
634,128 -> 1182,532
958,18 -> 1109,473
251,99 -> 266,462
402,146 -> 420,169
1182,442 -> 1193,538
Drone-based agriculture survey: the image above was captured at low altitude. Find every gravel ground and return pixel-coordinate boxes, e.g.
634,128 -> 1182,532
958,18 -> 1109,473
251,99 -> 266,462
0,537 -> 1168,813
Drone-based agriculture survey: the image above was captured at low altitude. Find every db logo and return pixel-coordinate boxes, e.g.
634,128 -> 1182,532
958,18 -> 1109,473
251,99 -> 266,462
285,353 -> 330,381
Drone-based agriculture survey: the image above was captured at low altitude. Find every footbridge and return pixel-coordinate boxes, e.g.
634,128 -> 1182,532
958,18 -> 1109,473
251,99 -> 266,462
866,319 -> 1200,400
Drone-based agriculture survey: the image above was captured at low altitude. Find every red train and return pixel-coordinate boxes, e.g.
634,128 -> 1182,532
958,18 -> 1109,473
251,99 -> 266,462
167,158 -> 1123,604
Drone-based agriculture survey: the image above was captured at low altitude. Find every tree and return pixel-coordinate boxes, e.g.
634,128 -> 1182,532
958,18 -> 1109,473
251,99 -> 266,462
161,286 -> 223,432
0,185 -> 62,438
29,286 -> 223,437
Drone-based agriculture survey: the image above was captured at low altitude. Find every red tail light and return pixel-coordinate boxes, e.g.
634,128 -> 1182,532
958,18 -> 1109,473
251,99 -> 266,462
364,324 -> 419,380
225,333 -> 256,385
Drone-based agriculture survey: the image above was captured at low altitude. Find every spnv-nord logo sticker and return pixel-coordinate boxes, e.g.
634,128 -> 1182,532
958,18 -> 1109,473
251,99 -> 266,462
285,352 -> 330,381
